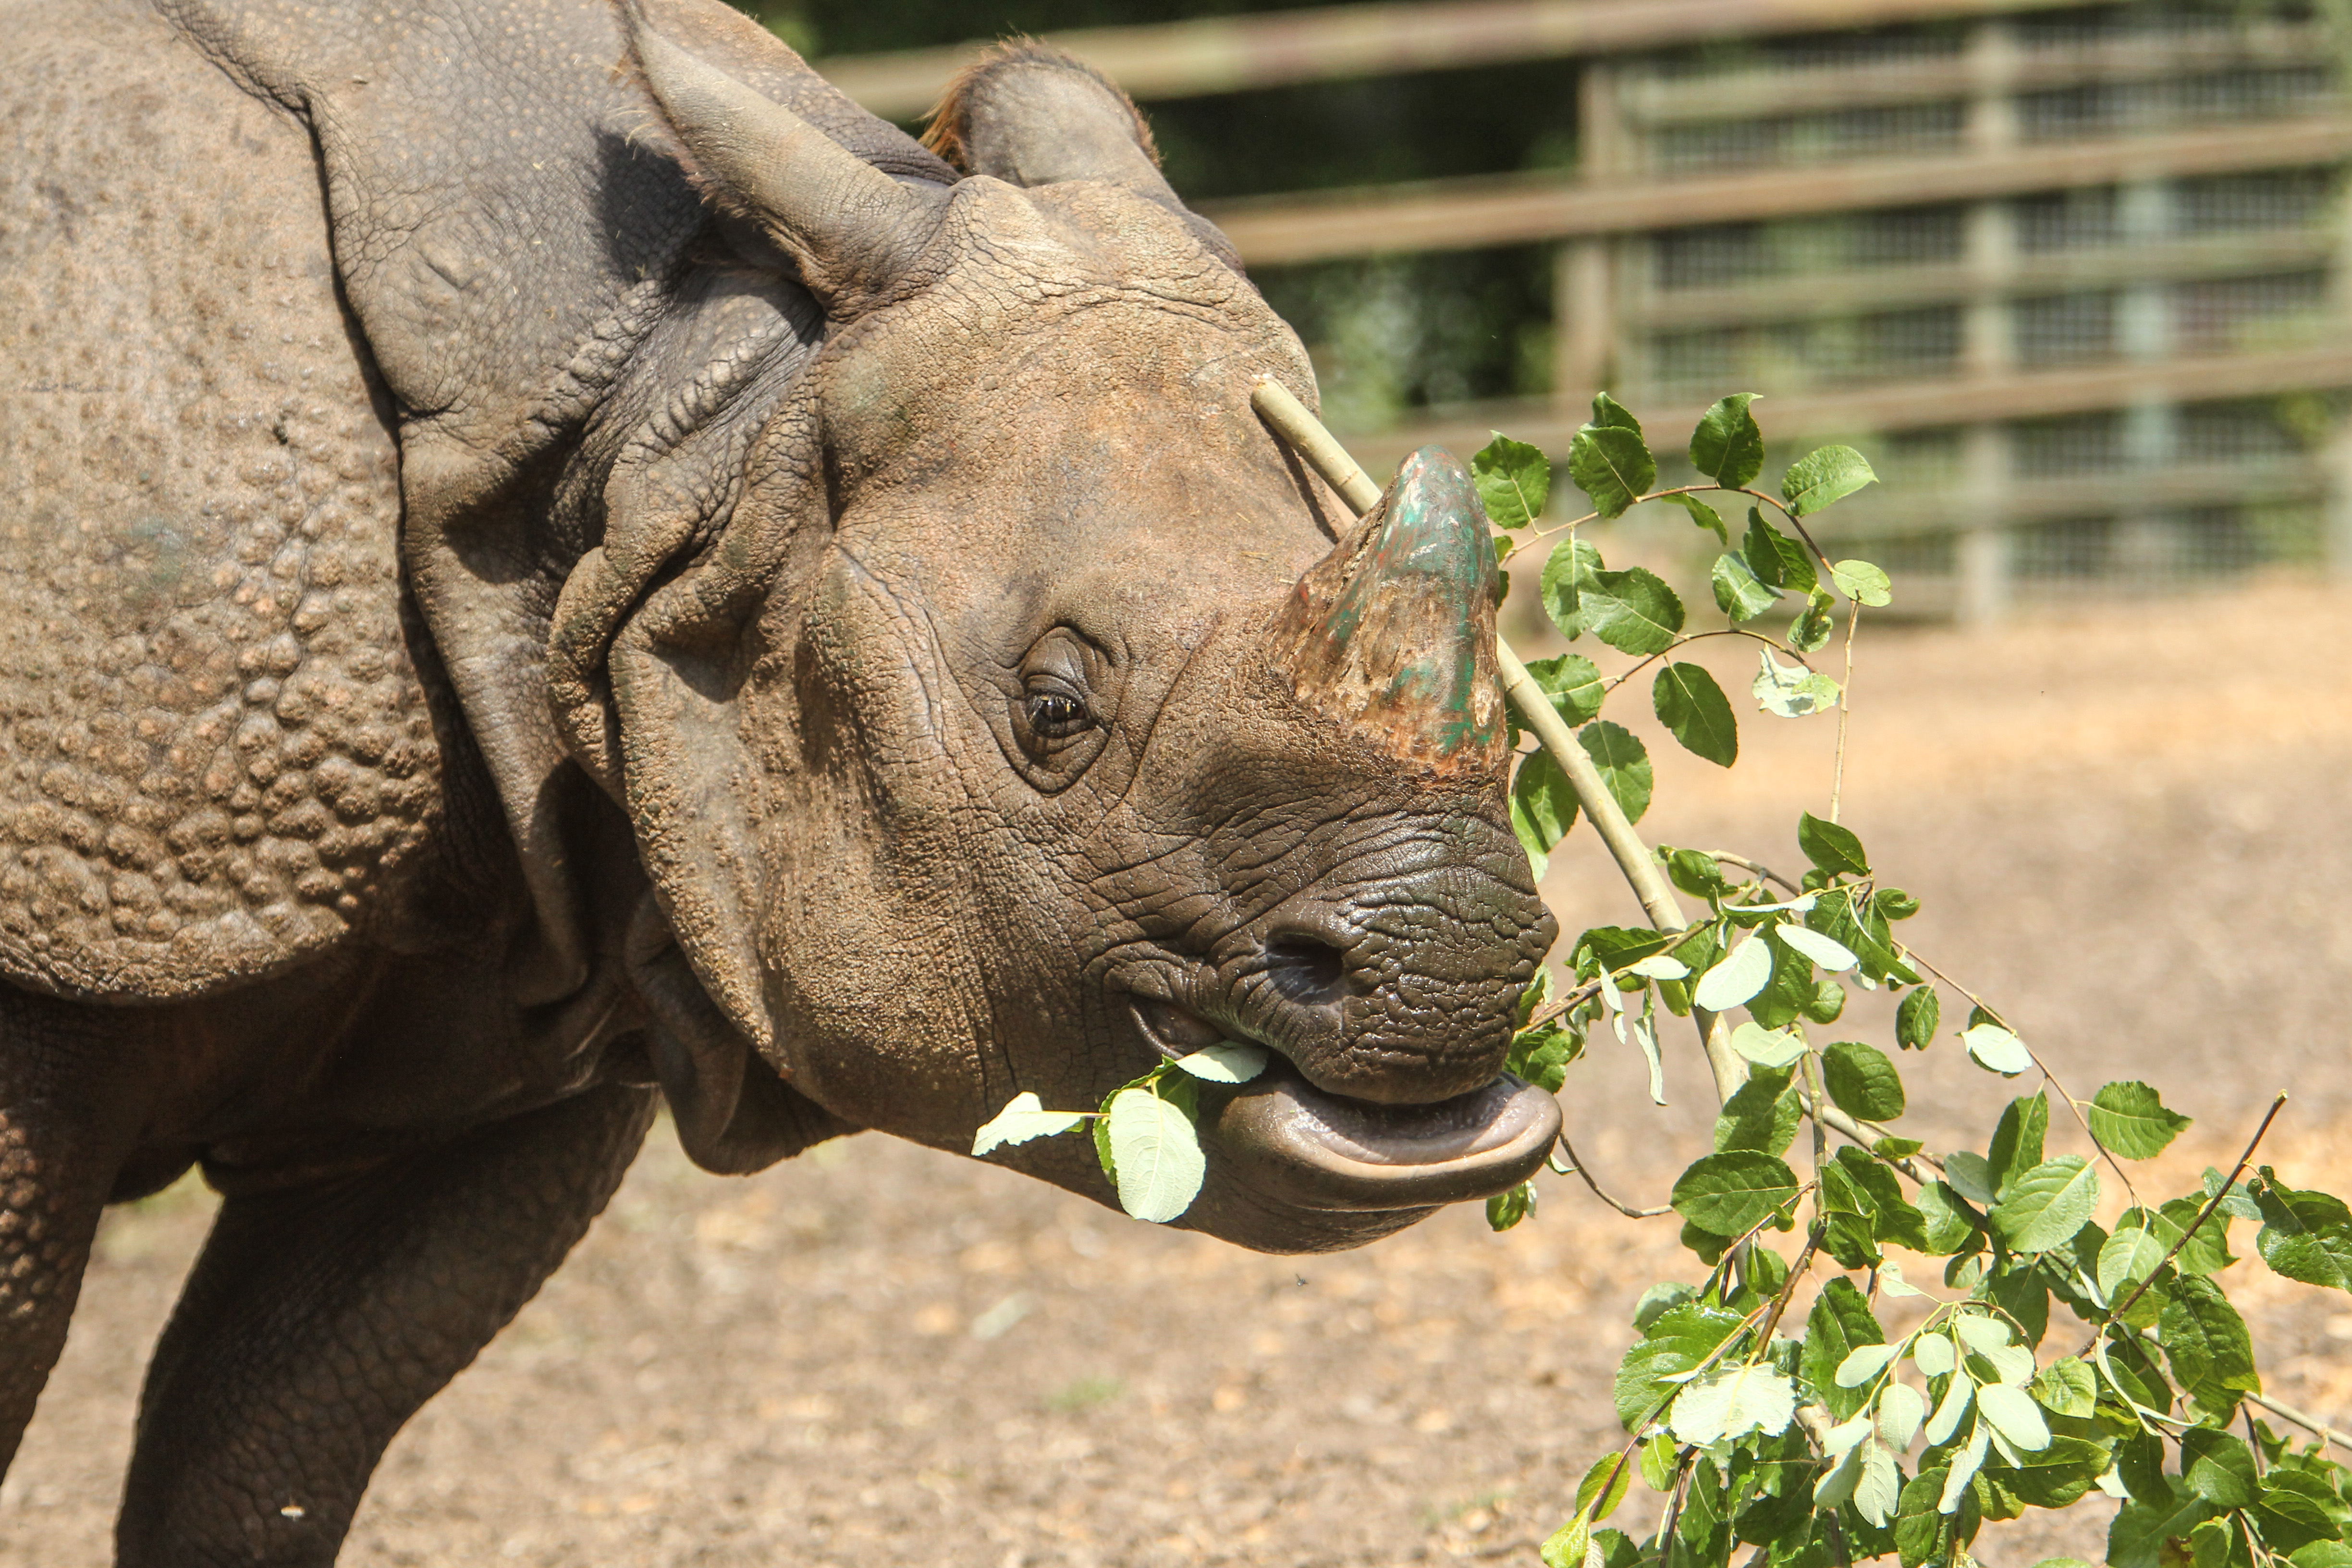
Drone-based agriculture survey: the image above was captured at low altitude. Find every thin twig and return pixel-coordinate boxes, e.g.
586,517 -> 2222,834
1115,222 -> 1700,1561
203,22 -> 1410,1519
1598,627 -> 1822,694
2082,1095 -> 2287,1353
1556,1133 -> 1674,1219
1751,1224 -> 1826,1351
1525,978 -> 1604,1032
2248,1391 -> 2352,1456
1707,852 -> 1801,894
1829,595 -> 1861,823
2032,1045 -> 2144,1211
1799,1090 -> 1942,1180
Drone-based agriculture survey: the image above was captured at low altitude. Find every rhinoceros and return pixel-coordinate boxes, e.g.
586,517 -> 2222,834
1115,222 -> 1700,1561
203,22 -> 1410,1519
0,0 -> 1560,1556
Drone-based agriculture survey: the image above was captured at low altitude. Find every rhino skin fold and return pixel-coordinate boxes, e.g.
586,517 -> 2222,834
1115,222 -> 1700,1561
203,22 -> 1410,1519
0,2 -> 1558,1560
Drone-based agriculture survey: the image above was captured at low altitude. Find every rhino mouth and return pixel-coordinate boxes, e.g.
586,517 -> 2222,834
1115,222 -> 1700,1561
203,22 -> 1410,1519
1131,997 -> 1558,1212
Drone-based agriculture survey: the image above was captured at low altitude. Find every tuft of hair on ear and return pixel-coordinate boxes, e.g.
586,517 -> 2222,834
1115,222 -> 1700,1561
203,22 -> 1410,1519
920,38 -> 1162,175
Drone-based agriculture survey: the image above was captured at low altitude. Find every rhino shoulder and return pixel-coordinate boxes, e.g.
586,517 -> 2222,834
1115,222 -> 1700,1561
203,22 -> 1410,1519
0,0 -> 443,999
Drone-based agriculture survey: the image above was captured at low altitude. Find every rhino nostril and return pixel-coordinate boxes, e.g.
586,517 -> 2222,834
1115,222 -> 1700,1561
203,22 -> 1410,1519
1263,932 -> 1350,1009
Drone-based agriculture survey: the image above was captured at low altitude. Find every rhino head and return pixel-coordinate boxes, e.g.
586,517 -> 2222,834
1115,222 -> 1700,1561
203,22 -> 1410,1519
555,12 -> 1559,1251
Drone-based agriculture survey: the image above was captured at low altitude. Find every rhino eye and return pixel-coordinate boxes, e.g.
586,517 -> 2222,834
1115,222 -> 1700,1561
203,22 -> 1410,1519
1024,688 -> 1092,741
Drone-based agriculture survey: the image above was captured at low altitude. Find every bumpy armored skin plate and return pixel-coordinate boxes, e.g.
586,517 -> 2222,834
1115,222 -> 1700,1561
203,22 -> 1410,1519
0,0 -> 439,998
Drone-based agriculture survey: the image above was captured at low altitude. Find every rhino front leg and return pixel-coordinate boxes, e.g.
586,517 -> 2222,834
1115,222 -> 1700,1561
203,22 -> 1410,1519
116,1082 -> 658,1568
0,990 -> 145,1480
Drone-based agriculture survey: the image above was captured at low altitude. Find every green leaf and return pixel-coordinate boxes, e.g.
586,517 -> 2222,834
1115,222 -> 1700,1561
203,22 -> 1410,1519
1992,1156 -> 2100,1252
1693,935 -> 1774,1012
1994,1436 -> 2112,1510
1788,588 -> 1836,654
1540,537 -> 1600,641
1854,1439 -> 1902,1528
2157,1194 -> 2237,1276
1743,509 -> 1813,591
1668,491 -> 1728,545
1988,1092 -> 2049,1196
1773,922 -> 1856,973
1896,987 -> 1939,1051
1823,1040 -> 1906,1121
1538,1513 -> 1591,1568
2160,1274 -> 2261,1413
1169,1042 -> 1268,1083
2110,1485 -> 2217,1568
1913,1180 -> 1983,1254
1580,721 -> 1653,824
1727,1020 -> 1805,1069
1835,1344 -> 1900,1388
1690,393 -> 1766,489
1509,750 -> 1580,881
1614,1302 -> 1747,1429
1487,1179 -> 1537,1231
1711,551 -> 1781,623
1804,1279 -> 1885,1421
1581,567 -> 1685,656
2180,1429 -> 2258,1509
2086,1082 -> 2192,1160
1507,1024 -> 1578,1095
1523,652 -> 1608,727
2099,1225 -> 2170,1303
1653,663 -> 1738,767
1575,1454 -> 1635,1522
1568,406 -> 1656,520
1978,1383 -> 2053,1452
2255,1176 -> 2352,1293
2032,1360 -> 2097,1419
1714,1067 -> 1801,1156
2293,1547 -> 2352,1568
1798,812 -> 1870,876
1105,1085 -> 1205,1223
1781,444 -> 1879,516
1471,433 -> 1550,529
1664,846 -> 1730,900
1752,649 -> 1838,717
971,1091 -> 1088,1156
2254,1484 -> 2345,1556
1671,1364 -> 1798,1445
1965,1023 -> 2031,1075
1671,1150 -> 1801,1236
1832,559 -> 1894,607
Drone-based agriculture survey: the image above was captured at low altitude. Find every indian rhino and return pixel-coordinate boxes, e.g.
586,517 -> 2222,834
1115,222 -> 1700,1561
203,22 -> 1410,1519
0,0 -> 1560,1557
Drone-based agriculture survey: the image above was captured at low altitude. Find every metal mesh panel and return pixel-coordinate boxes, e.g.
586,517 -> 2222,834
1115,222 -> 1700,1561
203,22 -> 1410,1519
1652,103 -> 1965,172
2014,292 -> 2120,365
2173,169 -> 2338,234
2013,189 -> 2124,252
2171,270 -> 2331,354
2021,67 -> 2336,140
2010,413 -> 2129,477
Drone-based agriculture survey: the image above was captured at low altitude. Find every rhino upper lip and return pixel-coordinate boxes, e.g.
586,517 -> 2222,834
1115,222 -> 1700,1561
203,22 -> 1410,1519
1127,995 -> 1558,1209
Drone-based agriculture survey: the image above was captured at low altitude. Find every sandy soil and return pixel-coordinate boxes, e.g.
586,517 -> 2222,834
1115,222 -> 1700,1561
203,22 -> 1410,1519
8,580 -> 2352,1566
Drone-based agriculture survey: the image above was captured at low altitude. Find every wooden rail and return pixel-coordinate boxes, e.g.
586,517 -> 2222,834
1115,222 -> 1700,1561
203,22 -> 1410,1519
816,0 -> 2094,119
1620,21 -> 2326,124
1199,115 -> 2352,265
1343,343 -> 2352,468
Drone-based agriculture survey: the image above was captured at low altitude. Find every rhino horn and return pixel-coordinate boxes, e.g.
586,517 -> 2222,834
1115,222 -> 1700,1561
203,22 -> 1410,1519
621,0 -> 947,306
1264,446 -> 1508,773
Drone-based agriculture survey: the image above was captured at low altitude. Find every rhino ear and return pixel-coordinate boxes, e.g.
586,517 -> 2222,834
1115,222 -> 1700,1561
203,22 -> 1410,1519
924,44 -> 1243,270
619,0 -> 950,310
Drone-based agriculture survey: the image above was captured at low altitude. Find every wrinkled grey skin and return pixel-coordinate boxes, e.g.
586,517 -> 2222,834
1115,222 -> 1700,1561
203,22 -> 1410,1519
0,0 -> 1557,1559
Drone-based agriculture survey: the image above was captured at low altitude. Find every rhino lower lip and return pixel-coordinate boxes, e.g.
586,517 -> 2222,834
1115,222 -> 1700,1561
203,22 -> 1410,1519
1198,1058 -> 1560,1213
1126,993 -> 1557,1210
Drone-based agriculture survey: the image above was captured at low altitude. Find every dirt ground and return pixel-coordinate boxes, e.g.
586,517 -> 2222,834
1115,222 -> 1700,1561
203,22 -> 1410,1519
9,580 -> 2352,1566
